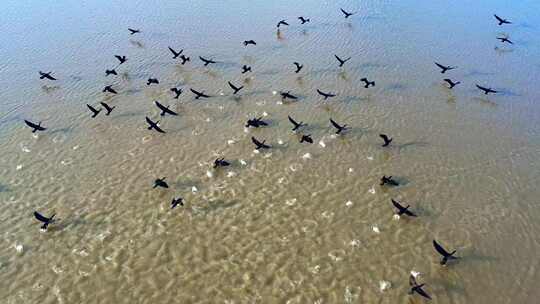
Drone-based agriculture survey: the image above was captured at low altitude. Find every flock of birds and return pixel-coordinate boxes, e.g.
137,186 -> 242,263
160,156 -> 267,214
26,9 -> 516,301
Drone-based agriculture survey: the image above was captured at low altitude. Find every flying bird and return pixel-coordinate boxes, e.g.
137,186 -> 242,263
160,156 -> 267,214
334,54 -> 351,67
128,28 -> 140,35
179,55 -> 190,65
409,274 -> 432,300
443,79 -> 460,89
228,81 -> 244,94
497,36 -> 513,44
24,120 -> 46,133
114,55 -> 127,64
251,137 -> 270,150
100,102 -> 115,115
476,84 -> 498,95
434,62 -> 456,73
171,197 -> 184,209
147,78 -> 159,85
300,134 -> 313,144
340,8 -> 354,18
245,117 -> 268,128
170,87 -> 182,99
380,175 -> 399,186
494,14 -> 511,25
280,91 -> 298,100
34,211 -> 56,230
213,158 -> 231,168
155,101 -> 177,116
199,56 -> 216,66
168,47 -> 183,59
330,118 -> 348,134
317,89 -> 336,100
87,104 -> 101,118
433,240 -> 458,265
277,20 -> 289,28
293,62 -> 303,73
153,177 -> 168,189
360,78 -> 375,88
103,85 -> 117,94
391,199 -> 417,217
105,69 -> 117,76
242,65 -> 252,74
145,116 -> 166,133
288,115 -> 306,131
190,88 -> 211,99
39,71 -> 57,80
243,40 -> 256,46
379,134 -> 392,147
298,17 -> 310,24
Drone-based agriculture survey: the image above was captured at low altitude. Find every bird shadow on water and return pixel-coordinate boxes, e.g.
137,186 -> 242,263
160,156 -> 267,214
129,40 -> 145,49
41,85 -> 61,94
472,97 -> 498,107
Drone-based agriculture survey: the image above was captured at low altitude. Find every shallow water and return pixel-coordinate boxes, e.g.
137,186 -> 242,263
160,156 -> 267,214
2,0 -> 540,303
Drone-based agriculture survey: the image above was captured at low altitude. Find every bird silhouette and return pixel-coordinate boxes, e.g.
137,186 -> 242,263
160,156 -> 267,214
391,199 -> 417,217
147,78 -> 159,85
280,91 -> 298,100
199,56 -> 216,66
330,118 -> 348,134
335,55 -> 351,67
379,134 -> 392,147
128,28 -> 140,35
243,40 -> 256,46
434,62 -> 456,73
242,65 -> 252,74
360,78 -> 375,88
34,211 -> 56,230
114,55 -> 127,64
100,102 -> 115,115
288,115 -> 306,131
39,71 -> 57,80
105,69 -> 117,76
190,88 -> 211,99
409,275 -> 431,300
87,104 -> 102,118
168,47 -> 183,59
155,101 -> 178,116
317,89 -> 336,100
433,240 -> 458,265
277,20 -> 289,28
476,84 -> 498,95
213,158 -> 231,168
171,197 -> 184,209
293,62 -> 303,73
180,55 -> 190,65
153,177 -> 168,188
380,175 -> 399,186
146,117 -> 166,133
24,120 -> 46,133
251,137 -> 270,149
228,81 -> 244,94
300,134 -> 313,144
170,87 -> 183,99
497,36 -> 513,44
298,17 -> 310,24
494,14 -> 511,25
103,85 -> 117,94
245,117 -> 268,128
443,79 -> 460,89
340,8 -> 354,18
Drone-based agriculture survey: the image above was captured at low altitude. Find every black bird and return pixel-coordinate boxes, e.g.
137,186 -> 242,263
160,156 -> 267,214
300,134 -> 313,144
245,117 -> 268,128
168,47 -> 183,59
228,81 -> 244,94
494,14 -> 511,25
114,55 -> 127,64
128,28 -> 140,35
288,115 -> 306,131
360,78 -> 375,88
298,16 -> 310,24
100,102 -> 115,115
171,197 -> 184,209
87,104 -> 102,118
330,118 -> 348,134
146,116 -> 166,133
433,240 -> 458,265
103,85 -> 118,94
317,89 -> 336,100
24,120 -> 46,133
243,40 -> 256,46
147,78 -> 159,85
105,69 -> 117,76
340,8 -> 354,18
153,177 -> 168,189
170,87 -> 182,99
334,54 -> 351,67
476,84 -> 498,95
34,211 -> 56,230
251,136 -> 270,150
443,79 -> 461,89
277,20 -> 289,28
409,275 -> 432,300
391,199 -> 417,217
213,158 -> 231,168
179,55 -> 190,65
39,71 -> 57,80
199,56 -> 216,66
379,134 -> 392,147
497,36 -> 513,44
434,62 -> 456,73
280,91 -> 298,100
293,62 -> 303,73
242,65 -> 252,74
380,175 -> 399,186
190,88 -> 211,99
155,101 -> 178,116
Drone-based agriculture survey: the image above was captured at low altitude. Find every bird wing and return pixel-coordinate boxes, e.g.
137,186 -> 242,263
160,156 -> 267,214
154,125 -> 166,133
476,84 -> 487,91
100,102 -> 112,111
494,14 -> 503,22
228,81 -> 238,91
168,47 -> 177,55
34,211 -> 49,223
404,209 -> 417,217
145,116 -> 155,126
334,54 -> 343,62
330,118 -> 342,129
416,286 -> 432,300
391,199 -> 405,212
87,104 -> 98,113
434,62 -> 445,70
409,274 -> 417,287
380,134 -> 389,142
288,115 -> 299,127
251,136 -> 262,146
433,240 -> 451,257
24,120 -> 38,129
340,8 -> 348,15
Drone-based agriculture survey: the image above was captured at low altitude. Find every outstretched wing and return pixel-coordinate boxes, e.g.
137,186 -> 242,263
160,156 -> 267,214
391,199 -> 405,212
433,240 -> 450,257
330,118 -> 342,130
34,211 -> 49,223
288,115 -> 299,127
415,286 -> 432,300
380,134 -> 390,142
